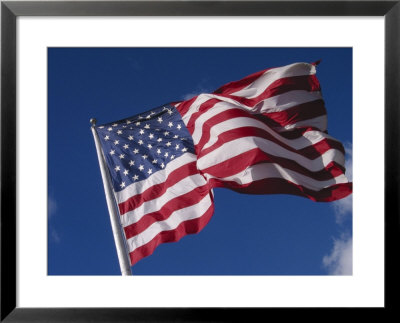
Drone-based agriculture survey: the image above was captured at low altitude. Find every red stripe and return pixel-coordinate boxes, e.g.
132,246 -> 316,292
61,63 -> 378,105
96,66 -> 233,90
194,106 -> 249,152
312,60 -> 322,66
175,95 -> 200,117
123,184 -> 211,240
118,161 -> 198,215
219,75 -> 321,108
209,177 -> 352,202
260,99 -> 326,128
201,148 -> 345,181
185,98 -> 221,134
183,75 -> 321,135
129,203 -> 214,266
194,105 -> 336,157
197,124 -> 344,160
213,68 -> 270,95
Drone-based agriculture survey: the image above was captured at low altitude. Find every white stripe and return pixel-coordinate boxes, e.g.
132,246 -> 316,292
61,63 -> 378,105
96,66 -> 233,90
120,173 -> 207,227
182,90 -> 321,136
181,93 -> 248,125
273,115 -> 327,133
205,163 -> 349,191
115,153 -> 197,204
197,136 -> 345,172
189,91 -> 322,145
232,62 -> 316,99
256,90 -> 322,113
191,101 -> 237,144
126,193 -> 213,253
201,115 -> 332,151
180,94 -> 215,123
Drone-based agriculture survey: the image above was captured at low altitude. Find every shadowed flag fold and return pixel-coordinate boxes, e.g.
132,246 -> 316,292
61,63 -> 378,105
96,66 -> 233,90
95,62 -> 352,266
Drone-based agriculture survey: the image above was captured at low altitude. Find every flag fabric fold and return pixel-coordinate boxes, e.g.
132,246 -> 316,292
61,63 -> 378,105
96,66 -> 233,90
95,62 -> 352,266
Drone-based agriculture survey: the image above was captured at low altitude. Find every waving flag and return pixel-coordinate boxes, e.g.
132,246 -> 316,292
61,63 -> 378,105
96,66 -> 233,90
94,62 -> 352,266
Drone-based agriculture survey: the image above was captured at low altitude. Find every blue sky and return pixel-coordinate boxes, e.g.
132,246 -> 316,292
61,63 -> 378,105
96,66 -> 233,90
48,48 -> 352,275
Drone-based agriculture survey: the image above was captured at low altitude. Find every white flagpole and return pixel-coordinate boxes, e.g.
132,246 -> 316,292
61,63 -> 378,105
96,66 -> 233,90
90,118 -> 132,276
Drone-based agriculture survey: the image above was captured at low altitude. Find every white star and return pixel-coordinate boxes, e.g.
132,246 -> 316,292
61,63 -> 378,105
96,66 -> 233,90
173,135 -> 179,139
120,182 -> 126,188
164,131 -> 169,136
110,150 -> 115,155
177,124 -> 182,130
114,140 -> 119,145
104,135 -> 110,141
144,124 -> 150,129
170,155 -> 175,160
157,138 -> 163,143
112,123 -> 118,127
128,135 -> 134,141
152,159 -> 157,164
157,117 -> 163,123
126,120 -> 131,124
147,169 -> 153,175
168,109 -> 173,115
182,147 -> 188,152
138,165 -> 144,171
114,166 -> 120,171
98,126 -> 104,129
129,160 -> 135,166
138,139 -> 144,145
146,114 -> 151,119
133,149 -> 139,154
119,154 -> 125,159
161,162 -> 165,168
136,121 -> 141,126
117,130 -> 123,135
123,144 -> 129,149
132,174 -> 139,181
139,129 -> 145,135
142,154 -> 148,160
166,142 -> 172,147
147,144 -> 152,149
175,144 -> 180,150
149,133 -> 154,139
168,122 -> 173,128
164,152 -> 169,157
107,127 -> 113,131
156,149 -> 161,155
123,169 -> 129,175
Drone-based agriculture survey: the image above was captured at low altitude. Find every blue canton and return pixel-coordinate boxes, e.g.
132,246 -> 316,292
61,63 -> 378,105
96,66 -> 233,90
96,105 -> 195,192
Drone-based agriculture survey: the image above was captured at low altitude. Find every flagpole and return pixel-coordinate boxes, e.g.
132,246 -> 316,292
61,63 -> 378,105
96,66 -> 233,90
90,118 -> 132,276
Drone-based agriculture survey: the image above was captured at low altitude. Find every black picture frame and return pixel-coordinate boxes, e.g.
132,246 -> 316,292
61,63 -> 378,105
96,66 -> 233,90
1,1 -> 399,321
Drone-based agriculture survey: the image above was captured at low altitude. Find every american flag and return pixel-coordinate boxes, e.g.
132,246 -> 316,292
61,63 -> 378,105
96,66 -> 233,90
95,62 -> 352,266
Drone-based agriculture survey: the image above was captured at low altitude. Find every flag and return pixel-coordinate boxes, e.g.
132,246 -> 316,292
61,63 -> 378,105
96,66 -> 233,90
95,62 -> 352,266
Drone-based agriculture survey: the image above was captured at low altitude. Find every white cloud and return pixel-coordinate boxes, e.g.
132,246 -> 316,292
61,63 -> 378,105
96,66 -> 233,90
50,227 -> 61,243
48,195 -> 57,219
331,142 -> 353,224
181,79 -> 213,101
332,194 -> 352,224
48,194 -> 61,243
322,235 -> 353,275
323,143 -> 353,274
182,92 -> 200,101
